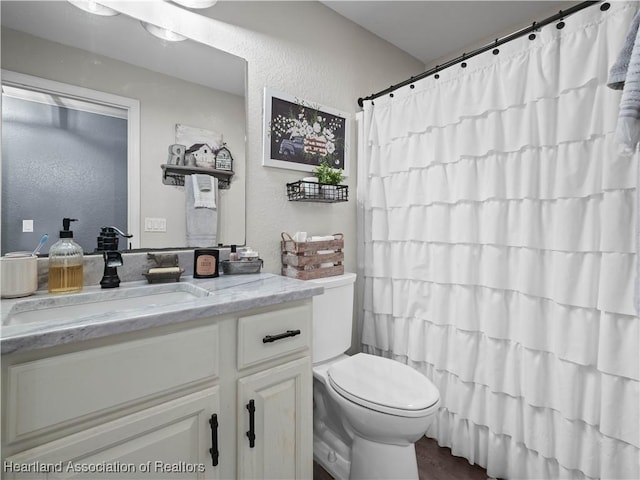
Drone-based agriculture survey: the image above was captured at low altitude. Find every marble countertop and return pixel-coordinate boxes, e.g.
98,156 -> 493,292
1,273 -> 323,355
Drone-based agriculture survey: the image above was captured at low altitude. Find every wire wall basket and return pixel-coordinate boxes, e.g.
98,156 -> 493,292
286,181 -> 348,203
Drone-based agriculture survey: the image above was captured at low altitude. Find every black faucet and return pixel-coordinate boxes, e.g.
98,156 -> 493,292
100,251 -> 124,288
97,226 -> 133,289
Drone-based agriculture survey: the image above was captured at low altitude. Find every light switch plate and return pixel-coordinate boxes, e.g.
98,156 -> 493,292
144,217 -> 167,232
22,219 -> 34,233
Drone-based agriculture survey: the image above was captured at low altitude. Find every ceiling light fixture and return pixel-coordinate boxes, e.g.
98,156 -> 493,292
140,22 -> 187,42
171,0 -> 217,9
67,0 -> 119,16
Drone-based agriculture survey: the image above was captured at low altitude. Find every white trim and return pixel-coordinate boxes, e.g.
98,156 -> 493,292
1,70 -> 141,248
2,85 -> 127,119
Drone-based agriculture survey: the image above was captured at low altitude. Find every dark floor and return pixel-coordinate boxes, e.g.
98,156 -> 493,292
313,436 -> 490,480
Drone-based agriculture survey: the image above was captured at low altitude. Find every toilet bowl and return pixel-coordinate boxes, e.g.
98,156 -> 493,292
309,273 -> 440,480
314,353 -> 439,479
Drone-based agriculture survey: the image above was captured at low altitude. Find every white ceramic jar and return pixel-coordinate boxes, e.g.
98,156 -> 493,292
1,252 -> 38,298
302,176 -> 318,196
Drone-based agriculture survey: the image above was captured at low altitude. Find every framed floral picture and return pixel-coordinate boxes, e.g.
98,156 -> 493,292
262,87 -> 350,175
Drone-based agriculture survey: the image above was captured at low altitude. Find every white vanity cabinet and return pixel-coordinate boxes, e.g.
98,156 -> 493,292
237,359 -> 312,479
1,299 -> 313,480
3,388 -> 221,479
236,305 -> 313,479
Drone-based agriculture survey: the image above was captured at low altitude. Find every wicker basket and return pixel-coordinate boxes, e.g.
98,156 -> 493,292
281,232 -> 344,280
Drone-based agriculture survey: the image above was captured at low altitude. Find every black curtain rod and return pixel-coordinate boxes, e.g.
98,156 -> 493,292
357,0 -> 606,107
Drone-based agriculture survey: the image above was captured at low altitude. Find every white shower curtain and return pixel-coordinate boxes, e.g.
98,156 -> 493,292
358,3 -> 639,479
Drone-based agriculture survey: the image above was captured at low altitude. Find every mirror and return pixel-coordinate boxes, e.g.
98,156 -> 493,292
1,0 -> 246,255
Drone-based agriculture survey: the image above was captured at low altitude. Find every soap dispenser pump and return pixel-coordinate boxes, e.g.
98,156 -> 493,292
48,218 -> 84,294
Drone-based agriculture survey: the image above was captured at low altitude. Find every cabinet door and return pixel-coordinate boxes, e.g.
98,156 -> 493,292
237,357 -> 313,480
3,388 -> 221,480
6,323 -> 219,444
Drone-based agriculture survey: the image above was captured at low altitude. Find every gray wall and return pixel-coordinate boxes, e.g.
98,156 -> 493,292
2,96 -> 127,254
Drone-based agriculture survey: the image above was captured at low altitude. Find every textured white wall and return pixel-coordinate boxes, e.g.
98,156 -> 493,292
6,0 -> 423,274
95,0 -> 423,272
201,1 -> 424,273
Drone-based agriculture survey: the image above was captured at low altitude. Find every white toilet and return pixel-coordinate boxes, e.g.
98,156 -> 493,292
309,273 -> 440,480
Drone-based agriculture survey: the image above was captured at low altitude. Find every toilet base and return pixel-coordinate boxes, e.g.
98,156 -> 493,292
350,436 -> 419,480
314,416 -> 351,480
313,435 -> 350,480
314,427 -> 420,480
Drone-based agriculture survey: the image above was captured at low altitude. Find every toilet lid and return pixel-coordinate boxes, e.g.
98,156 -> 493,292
327,353 -> 439,417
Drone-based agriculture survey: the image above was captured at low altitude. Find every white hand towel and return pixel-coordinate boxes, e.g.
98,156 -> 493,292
608,10 -> 640,313
191,174 -> 217,209
308,235 -> 336,242
185,176 -> 217,247
608,10 -> 640,90
196,174 -> 212,191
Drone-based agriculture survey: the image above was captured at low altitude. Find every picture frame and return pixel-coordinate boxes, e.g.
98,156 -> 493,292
262,87 -> 350,176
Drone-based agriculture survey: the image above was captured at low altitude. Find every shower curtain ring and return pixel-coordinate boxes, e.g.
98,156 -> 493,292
556,11 -> 565,30
493,39 -> 499,55
434,65 -> 440,79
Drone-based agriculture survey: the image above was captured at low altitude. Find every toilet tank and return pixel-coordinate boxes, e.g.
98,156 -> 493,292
308,272 -> 357,363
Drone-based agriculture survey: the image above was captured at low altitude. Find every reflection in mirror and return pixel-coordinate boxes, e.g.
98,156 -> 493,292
1,0 -> 246,255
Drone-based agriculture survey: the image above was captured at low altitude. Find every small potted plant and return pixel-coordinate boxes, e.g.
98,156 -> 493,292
312,160 -> 344,200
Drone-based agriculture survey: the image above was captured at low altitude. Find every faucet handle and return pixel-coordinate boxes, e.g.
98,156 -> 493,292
97,226 -> 133,252
101,226 -> 133,238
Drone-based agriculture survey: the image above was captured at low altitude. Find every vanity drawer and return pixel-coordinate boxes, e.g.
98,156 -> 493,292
5,324 -> 219,443
237,304 -> 311,369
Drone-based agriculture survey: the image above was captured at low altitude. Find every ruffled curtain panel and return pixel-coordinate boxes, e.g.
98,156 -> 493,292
358,3 -> 639,479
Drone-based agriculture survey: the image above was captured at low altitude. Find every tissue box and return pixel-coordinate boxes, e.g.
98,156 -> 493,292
281,232 -> 344,280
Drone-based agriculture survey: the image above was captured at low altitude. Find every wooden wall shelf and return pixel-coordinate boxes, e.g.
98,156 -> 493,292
161,164 -> 234,189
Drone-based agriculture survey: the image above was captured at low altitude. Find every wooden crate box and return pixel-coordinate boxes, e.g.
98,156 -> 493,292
281,232 -> 344,280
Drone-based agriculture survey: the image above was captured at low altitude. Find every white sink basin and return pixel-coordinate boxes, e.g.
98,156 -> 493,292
3,283 -> 210,326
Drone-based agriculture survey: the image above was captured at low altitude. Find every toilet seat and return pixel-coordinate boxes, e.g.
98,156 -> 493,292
327,353 -> 439,418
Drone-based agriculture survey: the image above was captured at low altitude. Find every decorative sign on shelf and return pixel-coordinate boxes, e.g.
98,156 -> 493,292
162,124 -> 234,189
215,145 -> 233,171
166,144 -> 234,171
186,143 -> 216,168
168,144 -> 187,167
169,124 -> 223,168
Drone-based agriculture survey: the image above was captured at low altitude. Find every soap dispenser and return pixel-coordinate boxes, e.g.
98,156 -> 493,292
48,218 -> 84,294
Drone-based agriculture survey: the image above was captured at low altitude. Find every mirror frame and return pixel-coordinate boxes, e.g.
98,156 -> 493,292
1,0 -> 247,251
98,0 -> 249,249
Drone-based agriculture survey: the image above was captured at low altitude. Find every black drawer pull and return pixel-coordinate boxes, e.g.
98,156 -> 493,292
209,414 -> 219,466
262,329 -> 301,343
246,399 -> 256,448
